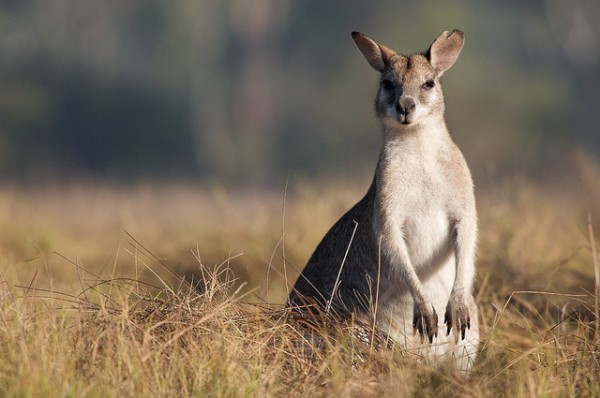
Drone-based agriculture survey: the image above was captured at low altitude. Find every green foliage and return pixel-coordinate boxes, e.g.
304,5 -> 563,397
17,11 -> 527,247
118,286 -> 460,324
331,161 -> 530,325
0,1 -> 598,183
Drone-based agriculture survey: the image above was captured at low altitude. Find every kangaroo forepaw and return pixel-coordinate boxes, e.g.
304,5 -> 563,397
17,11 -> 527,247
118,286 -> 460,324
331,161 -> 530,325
444,294 -> 471,341
413,304 -> 438,344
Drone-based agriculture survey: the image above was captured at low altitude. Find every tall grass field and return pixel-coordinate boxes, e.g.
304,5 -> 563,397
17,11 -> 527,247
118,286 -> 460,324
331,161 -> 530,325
1,157 -> 600,396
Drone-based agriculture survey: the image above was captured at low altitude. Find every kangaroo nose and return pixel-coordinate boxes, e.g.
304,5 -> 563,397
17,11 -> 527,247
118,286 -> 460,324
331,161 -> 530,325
396,97 -> 416,115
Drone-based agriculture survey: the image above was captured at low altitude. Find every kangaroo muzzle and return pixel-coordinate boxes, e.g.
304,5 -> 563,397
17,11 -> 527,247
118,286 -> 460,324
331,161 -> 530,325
396,97 -> 416,124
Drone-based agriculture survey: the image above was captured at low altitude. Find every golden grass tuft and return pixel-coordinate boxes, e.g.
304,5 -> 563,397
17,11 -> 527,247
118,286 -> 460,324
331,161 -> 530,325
0,244 -> 422,397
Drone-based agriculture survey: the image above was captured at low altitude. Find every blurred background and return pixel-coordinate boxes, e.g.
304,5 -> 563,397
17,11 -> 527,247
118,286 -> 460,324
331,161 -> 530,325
1,0 -> 599,186
1,1 -> 600,301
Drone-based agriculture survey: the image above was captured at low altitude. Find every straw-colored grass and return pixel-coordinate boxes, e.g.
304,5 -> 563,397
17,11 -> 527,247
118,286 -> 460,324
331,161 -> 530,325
1,156 -> 600,396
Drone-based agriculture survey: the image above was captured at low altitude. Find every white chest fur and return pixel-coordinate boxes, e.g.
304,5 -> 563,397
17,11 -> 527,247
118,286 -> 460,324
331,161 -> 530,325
375,126 -> 455,274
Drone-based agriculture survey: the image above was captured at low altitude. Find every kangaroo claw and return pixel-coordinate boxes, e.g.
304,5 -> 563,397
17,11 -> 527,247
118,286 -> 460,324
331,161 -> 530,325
444,293 -> 470,341
413,304 -> 438,344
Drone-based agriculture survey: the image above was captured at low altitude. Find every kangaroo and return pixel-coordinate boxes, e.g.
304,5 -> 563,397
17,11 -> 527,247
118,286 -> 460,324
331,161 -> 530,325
289,30 -> 479,372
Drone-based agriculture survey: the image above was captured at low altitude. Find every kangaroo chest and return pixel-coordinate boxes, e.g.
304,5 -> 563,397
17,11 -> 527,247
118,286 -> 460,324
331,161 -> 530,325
376,152 -> 454,270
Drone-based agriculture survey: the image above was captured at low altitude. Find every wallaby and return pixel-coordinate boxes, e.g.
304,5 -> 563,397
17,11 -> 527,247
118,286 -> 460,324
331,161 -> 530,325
289,30 -> 479,372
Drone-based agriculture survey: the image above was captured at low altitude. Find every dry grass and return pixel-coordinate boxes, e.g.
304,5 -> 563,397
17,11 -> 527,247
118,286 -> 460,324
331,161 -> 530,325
1,156 -> 600,396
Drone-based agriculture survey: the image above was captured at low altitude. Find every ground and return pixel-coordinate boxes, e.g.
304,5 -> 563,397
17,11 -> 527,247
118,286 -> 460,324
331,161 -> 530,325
1,159 -> 599,396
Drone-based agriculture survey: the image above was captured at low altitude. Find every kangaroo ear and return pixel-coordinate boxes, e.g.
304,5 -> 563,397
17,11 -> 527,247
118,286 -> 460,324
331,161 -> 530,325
427,29 -> 464,76
351,32 -> 396,72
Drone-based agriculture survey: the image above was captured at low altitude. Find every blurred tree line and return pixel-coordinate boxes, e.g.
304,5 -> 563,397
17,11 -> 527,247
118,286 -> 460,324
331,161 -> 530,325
0,0 -> 598,184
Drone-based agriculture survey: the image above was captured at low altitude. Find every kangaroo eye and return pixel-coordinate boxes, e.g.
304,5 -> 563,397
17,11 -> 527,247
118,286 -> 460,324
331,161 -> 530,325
381,80 -> 394,91
422,80 -> 435,90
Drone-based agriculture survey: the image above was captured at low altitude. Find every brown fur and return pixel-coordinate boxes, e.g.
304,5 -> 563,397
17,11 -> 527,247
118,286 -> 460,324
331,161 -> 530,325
289,30 -> 479,371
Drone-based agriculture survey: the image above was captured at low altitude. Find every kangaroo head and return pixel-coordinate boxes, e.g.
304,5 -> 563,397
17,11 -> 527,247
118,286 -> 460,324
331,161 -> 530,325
351,30 -> 464,129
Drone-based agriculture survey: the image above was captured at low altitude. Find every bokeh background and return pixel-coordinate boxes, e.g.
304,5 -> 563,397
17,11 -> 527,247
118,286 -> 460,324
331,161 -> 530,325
1,1 -> 600,301
1,1 -> 599,186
